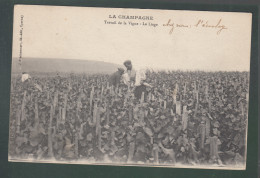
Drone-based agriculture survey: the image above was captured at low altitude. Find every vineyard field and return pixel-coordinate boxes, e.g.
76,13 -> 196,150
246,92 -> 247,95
8,70 -> 249,169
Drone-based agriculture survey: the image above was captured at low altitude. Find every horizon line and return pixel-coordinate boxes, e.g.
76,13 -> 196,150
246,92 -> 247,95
12,57 -> 250,72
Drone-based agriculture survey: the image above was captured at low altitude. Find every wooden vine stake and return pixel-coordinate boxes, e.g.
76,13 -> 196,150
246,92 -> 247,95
30,93 -> 33,102
205,84 -> 209,102
148,92 -> 152,102
208,136 -> 221,161
184,82 -> 186,95
140,92 -> 145,104
153,144 -> 159,164
48,105 -> 54,157
53,91 -> 58,111
58,106 -> 61,127
97,125 -> 101,150
47,91 -> 50,100
111,128 -> 115,146
205,118 -> 211,138
109,127 -> 118,155
110,85 -> 114,95
75,132 -> 79,159
101,85 -> 104,100
196,90 -> 199,103
105,105 -> 110,126
96,106 -> 100,135
172,85 -> 177,104
21,90 -> 27,122
139,108 -> 145,125
76,95 -> 82,116
90,86 -> 94,114
198,122 -> 206,149
182,106 -> 188,131
62,93 -> 68,122
152,94 -> 155,101
175,83 -> 179,93
208,99 -> 212,112
128,105 -> 133,120
164,100 -> 167,110
118,87 -> 122,96
34,99 -> 39,127
246,93 -> 249,103
92,102 -> 98,126
127,142 -> 135,163
240,102 -> 244,117
176,101 -> 181,116
106,81 -> 109,89
170,109 -> 174,116
16,109 -> 21,134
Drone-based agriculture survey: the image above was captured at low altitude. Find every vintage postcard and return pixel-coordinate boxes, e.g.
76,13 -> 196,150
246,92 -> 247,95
9,5 -> 252,170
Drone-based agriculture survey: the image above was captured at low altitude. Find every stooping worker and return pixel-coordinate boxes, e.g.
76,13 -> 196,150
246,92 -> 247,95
122,60 -> 152,101
108,68 -> 125,87
21,72 -> 31,82
21,72 -> 32,90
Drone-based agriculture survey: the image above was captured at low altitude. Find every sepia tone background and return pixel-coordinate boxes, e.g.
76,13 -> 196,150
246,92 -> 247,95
12,5 -> 251,72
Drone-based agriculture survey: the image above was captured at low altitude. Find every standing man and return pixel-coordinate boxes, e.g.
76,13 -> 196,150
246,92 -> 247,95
122,60 -> 136,88
122,60 -> 152,101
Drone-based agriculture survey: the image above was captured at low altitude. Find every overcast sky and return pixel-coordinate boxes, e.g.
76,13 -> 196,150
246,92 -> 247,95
12,5 -> 252,71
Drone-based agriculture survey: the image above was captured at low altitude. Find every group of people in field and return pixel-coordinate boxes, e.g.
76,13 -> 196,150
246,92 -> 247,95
109,60 -> 152,100
21,60 -> 150,100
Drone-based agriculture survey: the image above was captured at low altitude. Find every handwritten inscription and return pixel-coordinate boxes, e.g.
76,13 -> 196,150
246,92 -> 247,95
103,15 -> 227,35
163,19 -> 228,35
195,19 -> 227,35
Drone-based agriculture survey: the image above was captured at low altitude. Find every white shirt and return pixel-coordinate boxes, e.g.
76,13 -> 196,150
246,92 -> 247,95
122,69 -> 136,86
122,68 -> 151,87
21,73 -> 31,82
134,69 -> 146,86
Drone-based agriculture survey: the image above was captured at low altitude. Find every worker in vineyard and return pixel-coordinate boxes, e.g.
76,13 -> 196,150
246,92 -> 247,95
134,69 -> 153,100
122,60 -> 136,87
21,72 -> 32,90
21,72 -> 42,92
21,72 -> 31,83
108,68 -> 125,87
122,60 -> 152,100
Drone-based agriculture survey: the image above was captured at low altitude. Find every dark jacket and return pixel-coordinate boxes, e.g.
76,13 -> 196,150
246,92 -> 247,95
109,71 -> 123,87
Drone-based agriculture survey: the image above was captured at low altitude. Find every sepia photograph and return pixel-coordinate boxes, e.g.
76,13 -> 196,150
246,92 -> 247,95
9,5 -> 252,170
